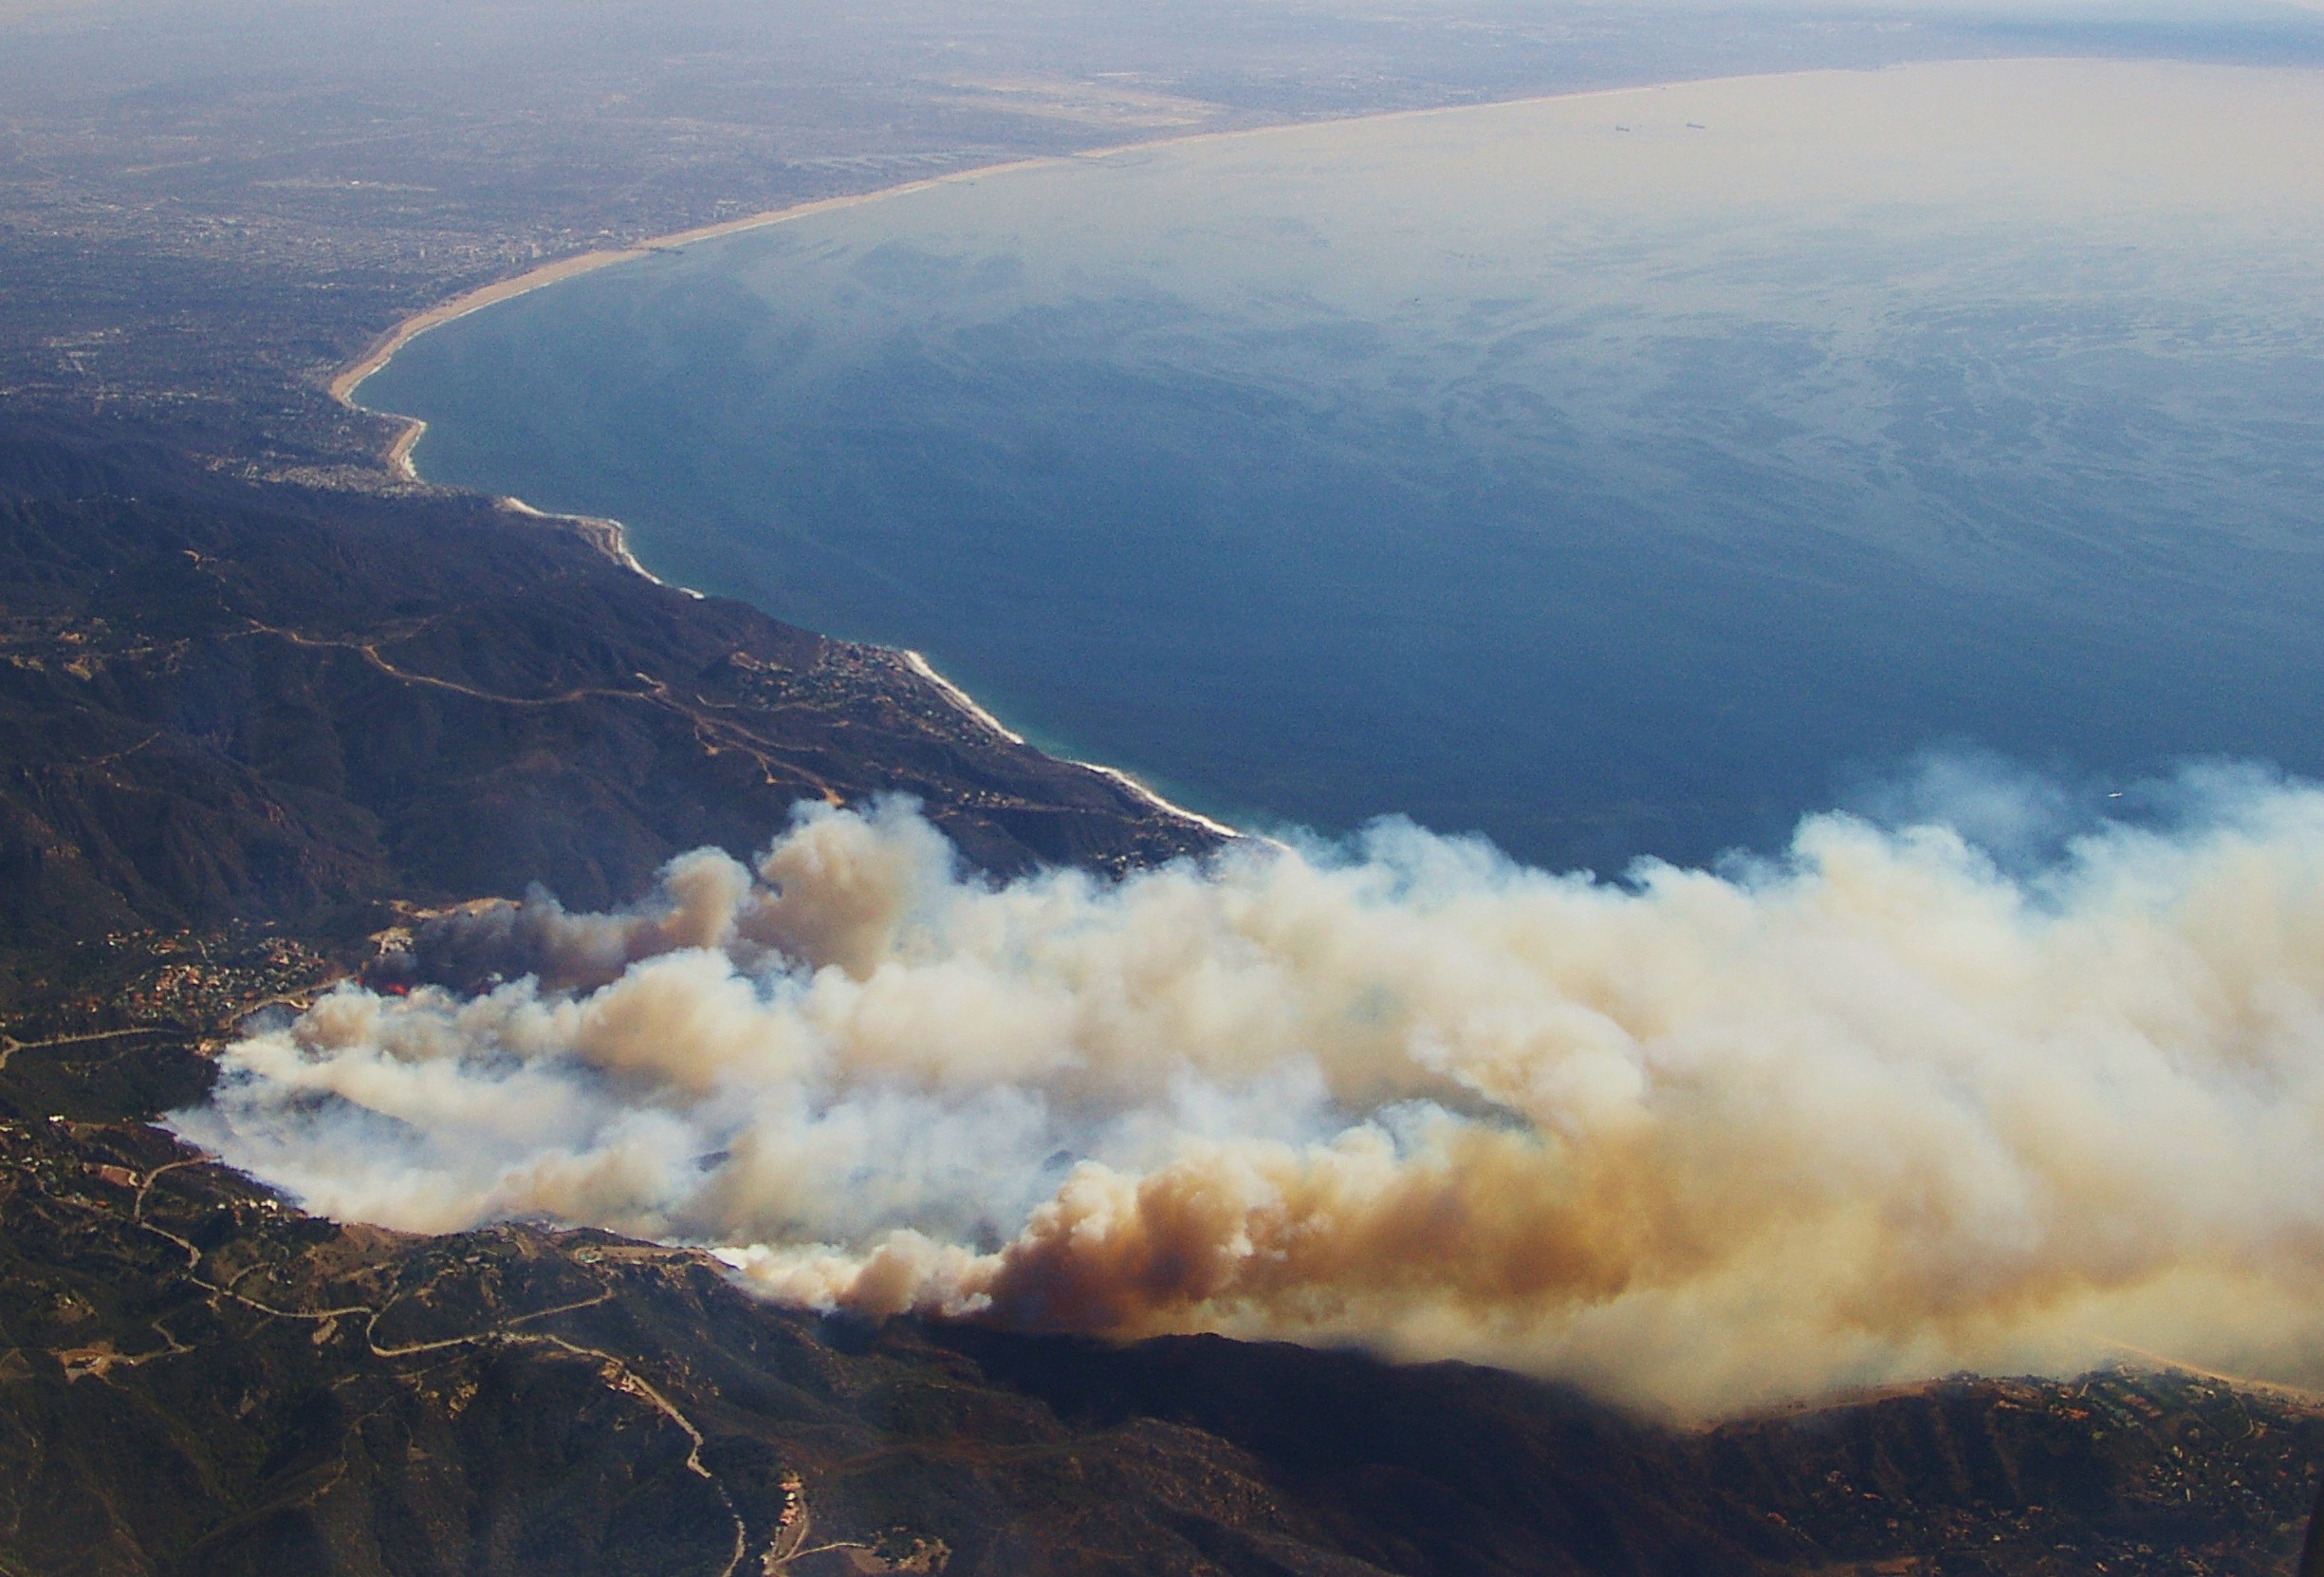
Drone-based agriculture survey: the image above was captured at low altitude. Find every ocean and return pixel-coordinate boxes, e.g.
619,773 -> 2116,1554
357,58 -> 2324,871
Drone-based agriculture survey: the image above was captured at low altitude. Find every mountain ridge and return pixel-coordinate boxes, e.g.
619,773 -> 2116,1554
7,6 -> 2324,1567
0,424 -> 1220,971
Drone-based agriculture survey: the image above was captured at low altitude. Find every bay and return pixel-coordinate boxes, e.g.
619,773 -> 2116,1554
358,59 -> 2324,870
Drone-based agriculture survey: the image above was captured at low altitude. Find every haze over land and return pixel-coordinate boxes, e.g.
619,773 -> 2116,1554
9,3 -> 2324,1570
96,9 -> 2324,1414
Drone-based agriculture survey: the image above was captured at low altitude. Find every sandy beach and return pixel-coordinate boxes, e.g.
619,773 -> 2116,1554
332,160 -> 1082,483
901,650 -> 1244,842
320,70 -> 1794,849
326,72 -> 1724,421
327,158 -> 1065,417
327,171 -> 1252,844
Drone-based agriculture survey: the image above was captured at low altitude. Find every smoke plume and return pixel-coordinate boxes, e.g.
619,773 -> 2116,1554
175,771 -> 2324,1415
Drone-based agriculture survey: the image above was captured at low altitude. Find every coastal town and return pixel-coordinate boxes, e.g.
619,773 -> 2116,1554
1,924 -> 343,1055
6,0 -> 2324,1572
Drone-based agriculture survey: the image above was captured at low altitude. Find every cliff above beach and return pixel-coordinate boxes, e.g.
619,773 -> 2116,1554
0,426 -> 1219,973
9,6 -> 2324,1572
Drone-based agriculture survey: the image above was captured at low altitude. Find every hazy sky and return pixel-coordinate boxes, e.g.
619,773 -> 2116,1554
5,0 -> 2321,28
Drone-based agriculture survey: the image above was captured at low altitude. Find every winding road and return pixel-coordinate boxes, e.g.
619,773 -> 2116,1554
117,1152 -> 754,1577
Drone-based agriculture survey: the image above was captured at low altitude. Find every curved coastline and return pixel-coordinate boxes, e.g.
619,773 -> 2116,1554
329,145 -> 1303,843
322,65 -> 1899,858
493,493 -> 694,597
896,650 -> 1244,842
332,71 -> 1733,470
328,159 -> 1069,417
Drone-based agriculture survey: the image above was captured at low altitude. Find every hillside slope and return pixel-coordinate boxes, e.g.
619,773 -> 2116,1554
0,431 -> 1217,969
3,1037 -> 2315,1577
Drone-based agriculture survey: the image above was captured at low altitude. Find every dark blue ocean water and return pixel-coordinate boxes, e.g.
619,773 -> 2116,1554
360,60 -> 2324,870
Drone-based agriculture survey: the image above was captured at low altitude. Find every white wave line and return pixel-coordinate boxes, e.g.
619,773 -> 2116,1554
900,649 -> 1242,841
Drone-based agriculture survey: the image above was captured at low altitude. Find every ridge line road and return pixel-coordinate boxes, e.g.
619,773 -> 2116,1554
120,1153 -> 752,1576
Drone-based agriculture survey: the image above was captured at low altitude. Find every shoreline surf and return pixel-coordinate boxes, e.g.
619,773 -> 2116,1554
330,157 -> 1270,843
328,66 -> 1847,467
327,76 -> 1759,853
897,650 -> 1244,842
323,59 -> 2114,862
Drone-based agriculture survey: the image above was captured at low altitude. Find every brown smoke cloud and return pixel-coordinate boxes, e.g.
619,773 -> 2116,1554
175,775 -> 2324,1415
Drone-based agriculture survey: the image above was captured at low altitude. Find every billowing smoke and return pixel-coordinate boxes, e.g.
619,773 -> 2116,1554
174,770 -> 2324,1415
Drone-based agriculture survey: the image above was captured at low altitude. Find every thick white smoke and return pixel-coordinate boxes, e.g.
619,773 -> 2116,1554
175,771 -> 2324,1415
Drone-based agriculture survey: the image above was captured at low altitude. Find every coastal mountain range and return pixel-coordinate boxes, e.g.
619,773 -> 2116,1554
6,0 -> 2324,1571
8,1057 -> 2321,1575
3,417 -> 2317,1572
0,424 -> 1214,964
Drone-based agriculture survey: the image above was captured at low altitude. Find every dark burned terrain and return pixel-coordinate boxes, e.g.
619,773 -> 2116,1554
7,1 -> 2324,1571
